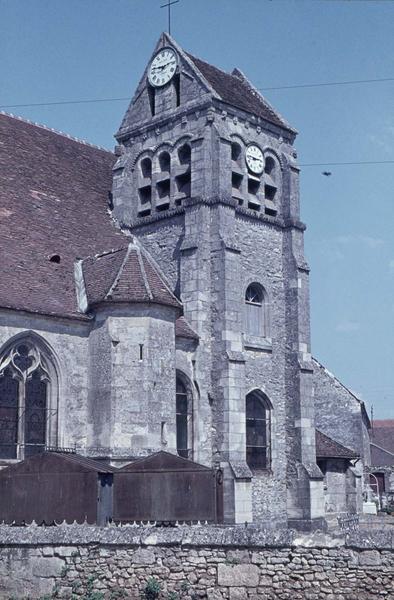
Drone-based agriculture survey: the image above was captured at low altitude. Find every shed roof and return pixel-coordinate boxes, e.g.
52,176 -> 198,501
0,451 -> 117,475
175,316 -> 199,340
315,430 -> 359,460
119,451 -> 213,473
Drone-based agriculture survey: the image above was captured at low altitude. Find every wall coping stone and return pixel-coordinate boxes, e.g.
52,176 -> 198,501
0,523 -> 392,550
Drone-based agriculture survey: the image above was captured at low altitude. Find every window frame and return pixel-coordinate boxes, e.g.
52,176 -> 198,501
175,372 -> 193,460
245,390 -> 272,471
0,337 -> 58,461
244,282 -> 269,340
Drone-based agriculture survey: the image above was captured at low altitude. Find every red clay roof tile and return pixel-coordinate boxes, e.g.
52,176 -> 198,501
0,112 -> 126,318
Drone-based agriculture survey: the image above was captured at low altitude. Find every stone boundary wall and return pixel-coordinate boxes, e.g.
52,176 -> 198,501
0,524 -> 392,599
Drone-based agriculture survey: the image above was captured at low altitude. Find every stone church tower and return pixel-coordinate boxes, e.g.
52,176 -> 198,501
111,33 -> 325,527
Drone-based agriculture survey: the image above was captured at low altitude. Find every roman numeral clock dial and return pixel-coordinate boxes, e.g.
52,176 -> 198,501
148,48 -> 178,87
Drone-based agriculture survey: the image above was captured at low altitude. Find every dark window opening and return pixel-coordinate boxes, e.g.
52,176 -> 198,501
108,191 -> 114,211
159,151 -> 171,173
0,368 -> 19,459
148,85 -> 155,116
140,157 -> 152,179
176,377 -> 190,459
265,184 -> 276,201
246,391 -> 271,470
49,255 -> 61,264
265,206 -> 277,217
156,179 -> 171,211
231,142 -> 242,163
174,73 -> 180,107
175,172 -> 191,197
138,185 -> 152,216
157,179 -> 170,199
232,172 -> 243,193
139,344 -> 143,361
248,177 -> 260,196
178,143 -> 191,166
25,370 -> 47,457
264,156 -> 276,176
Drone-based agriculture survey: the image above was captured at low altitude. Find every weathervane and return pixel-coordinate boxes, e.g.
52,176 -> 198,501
160,0 -> 179,36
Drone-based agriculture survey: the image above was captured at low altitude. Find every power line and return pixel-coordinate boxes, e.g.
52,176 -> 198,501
300,160 -> 394,167
0,97 -> 129,109
1,75 -> 393,110
258,76 -> 394,91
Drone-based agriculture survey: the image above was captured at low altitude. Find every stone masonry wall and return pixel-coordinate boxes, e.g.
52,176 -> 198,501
0,525 -> 392,599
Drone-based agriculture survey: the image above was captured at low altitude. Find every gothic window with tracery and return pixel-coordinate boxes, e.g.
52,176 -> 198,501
246,390 -> 271,470
0,340 -> 57,459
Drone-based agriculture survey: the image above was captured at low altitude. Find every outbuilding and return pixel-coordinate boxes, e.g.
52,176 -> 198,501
0,451 -> 115,525
113,451 -> 223,523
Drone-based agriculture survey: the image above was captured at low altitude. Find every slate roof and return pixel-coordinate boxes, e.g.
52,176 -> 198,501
315,430 -> 359,460
80,242 -> 182,311
187,53 -> 295,132
0,112 -> 126,319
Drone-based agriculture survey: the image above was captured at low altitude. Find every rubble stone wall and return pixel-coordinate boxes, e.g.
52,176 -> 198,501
0,525 -> 393,599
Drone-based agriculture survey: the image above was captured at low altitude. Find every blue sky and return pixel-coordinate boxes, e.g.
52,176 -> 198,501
2,0 -> 394,417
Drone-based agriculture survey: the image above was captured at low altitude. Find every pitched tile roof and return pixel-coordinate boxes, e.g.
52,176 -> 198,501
373,419 -> 394,428
187,53 -> 295,132
175,316 -> 199,340
80,242 -> 182,311
371,421 -> 394,457
315,430 -> 359,460
370,444 -> 394,467
0,112 -> 126,319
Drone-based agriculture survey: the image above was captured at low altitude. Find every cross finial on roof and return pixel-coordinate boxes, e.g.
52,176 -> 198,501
160,0 -> 179,35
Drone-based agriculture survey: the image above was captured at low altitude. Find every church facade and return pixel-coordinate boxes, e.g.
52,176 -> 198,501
0,34 -> 368,528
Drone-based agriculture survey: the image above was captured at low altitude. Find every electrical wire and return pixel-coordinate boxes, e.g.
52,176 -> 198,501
300,160 -> 394,167
1,76 -> 393,109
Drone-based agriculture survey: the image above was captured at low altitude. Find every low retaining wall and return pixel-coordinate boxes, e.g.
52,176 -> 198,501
0,524 -> 392,599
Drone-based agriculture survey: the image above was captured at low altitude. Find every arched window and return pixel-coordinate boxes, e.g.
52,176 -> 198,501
245,282 -> 265,337
159,151 -> 171,173
0,339 -> 58,459
175,144 -> 191,201
176,375 -> 192,459
140,157 -> 152,179
246,391 -> 271,470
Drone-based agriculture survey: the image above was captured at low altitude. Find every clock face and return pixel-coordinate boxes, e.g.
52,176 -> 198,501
148,48 -> 178,88
245,144 -> 264,175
